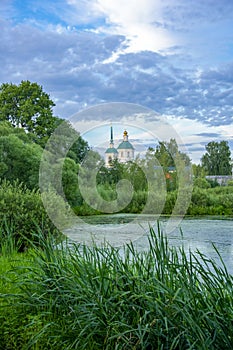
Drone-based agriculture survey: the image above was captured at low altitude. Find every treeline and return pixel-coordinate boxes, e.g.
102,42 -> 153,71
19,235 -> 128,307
76,163 -> 233,217
74,140 -> 233,217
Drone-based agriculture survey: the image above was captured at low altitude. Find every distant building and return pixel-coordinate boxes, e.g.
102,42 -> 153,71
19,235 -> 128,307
105,126 -> 118,167
117,130 -> 135,164
205,175 -> 233,186
105,128 -> 134,167
205,159 -> 233,185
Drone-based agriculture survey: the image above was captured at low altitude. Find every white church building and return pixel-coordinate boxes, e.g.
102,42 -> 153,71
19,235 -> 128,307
105,127 -> 134,167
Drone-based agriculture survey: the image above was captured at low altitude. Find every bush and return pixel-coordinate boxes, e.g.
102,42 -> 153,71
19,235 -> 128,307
194,177 -> 211,189
187,186 -> 233,216
0,180 -> 67,251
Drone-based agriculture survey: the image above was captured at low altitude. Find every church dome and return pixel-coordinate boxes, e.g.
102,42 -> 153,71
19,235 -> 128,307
117,141 -> 134,150
105,147 -> 118,154
117,130 -> 134,150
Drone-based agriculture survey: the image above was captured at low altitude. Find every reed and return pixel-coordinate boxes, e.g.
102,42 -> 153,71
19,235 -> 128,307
1,225 -> 233,349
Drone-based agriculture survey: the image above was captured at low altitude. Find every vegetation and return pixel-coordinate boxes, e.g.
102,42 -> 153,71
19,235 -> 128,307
0,79 -> 233,348
154,138 -> 191,168
201,141 -> 232,175
0,80 -> 61,147
1,226 -> 233,349
188,185 -> 233,215
0,180 -> 68,251
0,121 -> 42,189
75,155 -> 233,217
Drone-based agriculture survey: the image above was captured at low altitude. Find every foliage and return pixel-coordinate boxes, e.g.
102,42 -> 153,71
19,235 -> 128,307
0,80 -> 61,146
2,226 -> 233,349
61,157 -> 80,205
153,138 -> 191,168
201,141 -> 232,175
68,134 -> 90,164
142,139 -> 191,193
97,159 -> 148,192
187,186 -> 233,216
0,180 -> 66,251
45,119 -> 90,163
0,120 -> 91,200
192,163 -> 206,178
0,133 -> 42,189
77,151 -> 233,217
193,177 -> 211,189
206,178 -> 220,188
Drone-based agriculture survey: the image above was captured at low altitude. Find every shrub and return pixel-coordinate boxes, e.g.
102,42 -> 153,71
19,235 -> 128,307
0,180 -> 67,251
194,177 -> 211,189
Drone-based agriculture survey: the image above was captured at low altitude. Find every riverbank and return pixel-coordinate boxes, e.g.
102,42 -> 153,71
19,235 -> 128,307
1,225 -> 233,349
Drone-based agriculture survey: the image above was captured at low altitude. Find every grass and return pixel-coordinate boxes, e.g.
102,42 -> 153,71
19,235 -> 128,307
1,224 -> 233,349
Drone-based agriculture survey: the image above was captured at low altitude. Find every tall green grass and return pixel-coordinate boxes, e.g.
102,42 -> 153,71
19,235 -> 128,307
1,225 -> 233,349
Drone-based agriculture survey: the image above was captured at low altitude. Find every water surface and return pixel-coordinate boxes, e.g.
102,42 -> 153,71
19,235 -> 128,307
64,214 -> 233,273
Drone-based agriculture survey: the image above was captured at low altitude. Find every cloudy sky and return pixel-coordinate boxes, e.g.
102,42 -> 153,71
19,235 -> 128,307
1,0 -> 233,163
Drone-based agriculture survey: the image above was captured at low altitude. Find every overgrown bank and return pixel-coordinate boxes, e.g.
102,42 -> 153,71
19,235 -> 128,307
1,227 -> 233,349
73,182 -> 233,216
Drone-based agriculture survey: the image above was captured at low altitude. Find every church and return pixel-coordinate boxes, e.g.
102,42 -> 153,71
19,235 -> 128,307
105,127 -> 134,167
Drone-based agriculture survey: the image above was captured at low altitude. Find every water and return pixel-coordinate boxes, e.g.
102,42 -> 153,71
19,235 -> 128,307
64,214 -> 233,273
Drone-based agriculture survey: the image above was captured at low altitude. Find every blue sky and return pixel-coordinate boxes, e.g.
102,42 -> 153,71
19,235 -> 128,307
1,0 -> 233,163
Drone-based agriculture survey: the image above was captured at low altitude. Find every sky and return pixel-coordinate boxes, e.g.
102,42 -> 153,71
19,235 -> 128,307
1,0 -> 233,163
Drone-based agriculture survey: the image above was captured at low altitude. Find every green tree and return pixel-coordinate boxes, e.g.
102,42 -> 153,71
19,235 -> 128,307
0,125 -> 42,189
192,164 -> 206,178
44,119 -> 90,163
201,141 -> 232,175
154,139 -> 191,168
52,157 -> 82,207
0,80 -> 61,146
68,136 -> 90,164
148,139 -> 191,191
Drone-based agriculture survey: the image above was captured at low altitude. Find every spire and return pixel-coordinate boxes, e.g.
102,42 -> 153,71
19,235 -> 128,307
110,126 -> 113,144
105,125 -> 118,167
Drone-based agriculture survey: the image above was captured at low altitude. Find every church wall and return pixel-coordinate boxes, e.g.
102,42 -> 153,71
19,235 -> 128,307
118,149 -> 134,163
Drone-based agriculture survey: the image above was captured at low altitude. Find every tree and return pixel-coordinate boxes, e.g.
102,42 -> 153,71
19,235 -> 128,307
201,141 -> 232,175
68,134 -> 90,164
192,164 -> 206,178
153,139 -> 191,169
147,139 -> 191,191
43,119 -> 90,163
52,157 -> 82,207
0,133 -> 42,189
0,80 -> 61,146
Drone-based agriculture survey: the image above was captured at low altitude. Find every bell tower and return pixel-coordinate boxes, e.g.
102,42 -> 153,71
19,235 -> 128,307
105,126 -> 118,167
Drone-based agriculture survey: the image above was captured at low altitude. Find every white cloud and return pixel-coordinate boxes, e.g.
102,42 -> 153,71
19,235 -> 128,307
66,0 -> 177,55
1,0 -> 233,164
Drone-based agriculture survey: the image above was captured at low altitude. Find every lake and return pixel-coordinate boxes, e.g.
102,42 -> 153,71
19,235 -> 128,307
64,214 -> 233,273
